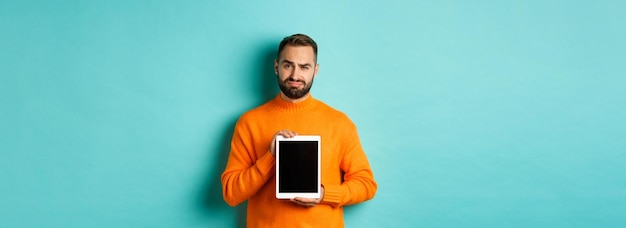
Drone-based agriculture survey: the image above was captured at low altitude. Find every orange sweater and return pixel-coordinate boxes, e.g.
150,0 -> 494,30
221,94 -> 377,227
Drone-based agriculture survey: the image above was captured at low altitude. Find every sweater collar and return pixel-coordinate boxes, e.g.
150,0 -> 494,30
271,93 -> 318,112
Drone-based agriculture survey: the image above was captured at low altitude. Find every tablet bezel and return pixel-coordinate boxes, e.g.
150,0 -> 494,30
275,135 -> 321,199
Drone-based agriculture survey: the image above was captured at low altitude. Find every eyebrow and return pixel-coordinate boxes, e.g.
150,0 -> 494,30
281,59 -> 313,67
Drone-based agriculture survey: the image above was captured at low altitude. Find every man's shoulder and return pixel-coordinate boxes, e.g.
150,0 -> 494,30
315,99 -> 354,122
238,101 -> 274,121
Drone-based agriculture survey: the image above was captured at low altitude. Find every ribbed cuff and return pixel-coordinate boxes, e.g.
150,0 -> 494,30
321,183 -> 342,208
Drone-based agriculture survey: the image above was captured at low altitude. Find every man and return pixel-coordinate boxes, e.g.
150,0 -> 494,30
221,34 -> 377,227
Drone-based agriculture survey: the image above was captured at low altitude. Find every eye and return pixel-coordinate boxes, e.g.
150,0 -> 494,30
301,66 -> 310,70
283,64 -> 291,69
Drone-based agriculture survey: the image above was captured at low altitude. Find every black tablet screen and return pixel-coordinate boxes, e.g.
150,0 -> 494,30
278,141 -> 318,193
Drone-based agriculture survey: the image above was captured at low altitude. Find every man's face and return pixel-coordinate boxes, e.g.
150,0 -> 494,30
274,45 -> 319,99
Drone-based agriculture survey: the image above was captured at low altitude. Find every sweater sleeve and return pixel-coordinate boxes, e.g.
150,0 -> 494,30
322,124 -> 377,207
221,120 -> 275,207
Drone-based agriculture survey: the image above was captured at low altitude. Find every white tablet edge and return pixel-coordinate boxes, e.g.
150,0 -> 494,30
275,135 -> 321,199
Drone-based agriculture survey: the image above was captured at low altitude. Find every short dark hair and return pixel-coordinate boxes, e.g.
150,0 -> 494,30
277,34 -> 318,62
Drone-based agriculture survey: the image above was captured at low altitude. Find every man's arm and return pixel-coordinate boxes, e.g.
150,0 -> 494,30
321,125 -> 377,207
220,122 -> 275,207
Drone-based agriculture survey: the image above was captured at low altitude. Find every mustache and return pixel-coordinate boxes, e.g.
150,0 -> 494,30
284,78 -> 305,84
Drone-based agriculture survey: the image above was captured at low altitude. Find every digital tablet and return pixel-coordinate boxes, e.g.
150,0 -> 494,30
275,135 -> 321,199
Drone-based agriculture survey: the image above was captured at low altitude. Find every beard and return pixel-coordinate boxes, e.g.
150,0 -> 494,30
277,76 -> 314,99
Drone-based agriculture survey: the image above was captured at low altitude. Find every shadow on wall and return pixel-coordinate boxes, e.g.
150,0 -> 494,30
198,41 -> 278,227
255,42 -> 280,102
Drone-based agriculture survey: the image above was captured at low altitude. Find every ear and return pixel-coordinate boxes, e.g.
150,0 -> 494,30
274,59 -> 279,75
313,63 -> 320,78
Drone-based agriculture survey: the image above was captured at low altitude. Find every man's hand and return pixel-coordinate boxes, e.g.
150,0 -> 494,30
291,185 -> 325,207
271,129 -> 323,207
269,129 -> 298,156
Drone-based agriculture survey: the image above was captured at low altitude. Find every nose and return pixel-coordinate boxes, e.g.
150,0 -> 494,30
289,66 -> 301,79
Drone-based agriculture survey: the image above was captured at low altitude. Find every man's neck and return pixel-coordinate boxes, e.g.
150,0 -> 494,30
279,92 -> 310,103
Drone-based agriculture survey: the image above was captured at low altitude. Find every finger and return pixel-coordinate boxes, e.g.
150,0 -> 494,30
291,199 -> 314,207
271,130 -> 298,156
294,197 -> 314,203
292,197 -> 320,206
277,130 -> 298,138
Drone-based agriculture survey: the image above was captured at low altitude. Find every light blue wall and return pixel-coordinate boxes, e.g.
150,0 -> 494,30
1,1 -> 625,227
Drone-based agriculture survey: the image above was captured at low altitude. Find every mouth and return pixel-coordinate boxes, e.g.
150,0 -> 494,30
287,81 -> 303,87
285,79 -> 305,88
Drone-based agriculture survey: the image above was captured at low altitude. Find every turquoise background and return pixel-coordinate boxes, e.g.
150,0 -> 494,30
1,1 -> 625,227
